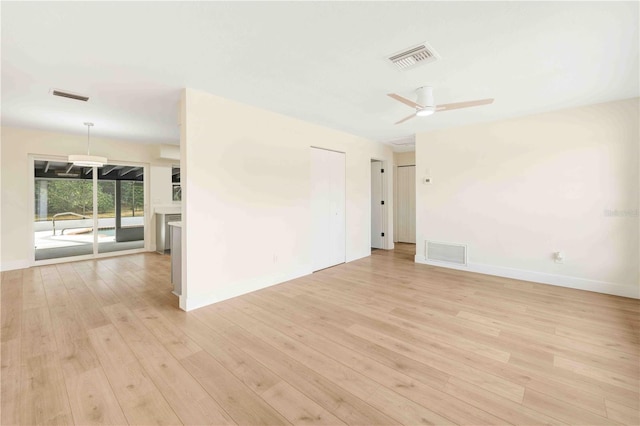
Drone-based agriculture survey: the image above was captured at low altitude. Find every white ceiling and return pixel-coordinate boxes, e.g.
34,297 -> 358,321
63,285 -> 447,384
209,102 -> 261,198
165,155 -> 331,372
2,2 -> 638,148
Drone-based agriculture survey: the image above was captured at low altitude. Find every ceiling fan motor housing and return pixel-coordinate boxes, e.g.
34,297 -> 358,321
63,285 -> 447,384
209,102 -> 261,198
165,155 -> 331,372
416,86 -> 435,116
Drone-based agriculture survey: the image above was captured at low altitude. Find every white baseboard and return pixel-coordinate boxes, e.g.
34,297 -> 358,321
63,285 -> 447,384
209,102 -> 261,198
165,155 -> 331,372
415,256 -> 639,299
180,267 -> 312,311
1,259 -> 31,272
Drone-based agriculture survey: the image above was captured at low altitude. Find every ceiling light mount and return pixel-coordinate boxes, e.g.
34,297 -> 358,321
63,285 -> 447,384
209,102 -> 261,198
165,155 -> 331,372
68,122 -> 107,167
415,86 -> 435,116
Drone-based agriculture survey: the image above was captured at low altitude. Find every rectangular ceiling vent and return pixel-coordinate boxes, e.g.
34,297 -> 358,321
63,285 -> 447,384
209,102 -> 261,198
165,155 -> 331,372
51,89 -> 89,102
426,241 -> 467,265
388,43 -> 439,70
389,137 -> 415,146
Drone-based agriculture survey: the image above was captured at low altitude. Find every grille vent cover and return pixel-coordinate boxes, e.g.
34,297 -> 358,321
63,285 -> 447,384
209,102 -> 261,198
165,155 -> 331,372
389,137 -> 415,146
51,89 -> 89,102
388,43 -> 439,70
426,241 -> 467,265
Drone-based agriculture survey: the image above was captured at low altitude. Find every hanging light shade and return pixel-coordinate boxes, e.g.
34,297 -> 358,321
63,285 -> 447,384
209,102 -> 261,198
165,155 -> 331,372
69,122 -> 107,167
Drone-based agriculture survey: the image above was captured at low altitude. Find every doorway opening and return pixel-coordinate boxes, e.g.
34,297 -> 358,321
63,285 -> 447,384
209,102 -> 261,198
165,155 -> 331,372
371,159 -> 386,250
395,164 -> 416,244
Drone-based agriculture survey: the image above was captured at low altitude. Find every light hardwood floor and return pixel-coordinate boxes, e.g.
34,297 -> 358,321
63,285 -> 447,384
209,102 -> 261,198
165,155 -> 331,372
1,243 -> 639,425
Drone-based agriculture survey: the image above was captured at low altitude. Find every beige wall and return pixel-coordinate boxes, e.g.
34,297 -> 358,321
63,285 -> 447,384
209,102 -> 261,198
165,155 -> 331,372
394,151 -> 415,166
0,126 -> 175,270
415,98 -> 639,298
180,88 -> 394,310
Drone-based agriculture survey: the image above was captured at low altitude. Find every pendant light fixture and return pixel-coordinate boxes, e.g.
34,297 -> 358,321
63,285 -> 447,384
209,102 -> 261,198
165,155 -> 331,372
68,122 -> 107,167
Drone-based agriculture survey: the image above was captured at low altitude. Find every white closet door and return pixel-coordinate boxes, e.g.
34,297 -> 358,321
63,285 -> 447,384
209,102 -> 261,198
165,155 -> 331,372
311,147 -> 346,271
371,161 -> 384,249
396,165 -> 416,243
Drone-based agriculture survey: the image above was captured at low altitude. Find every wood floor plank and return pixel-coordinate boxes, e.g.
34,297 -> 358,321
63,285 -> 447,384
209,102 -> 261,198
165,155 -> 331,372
213,302 -> 470,425
217,324 -> 415,425
21,268 -> 47,311
102,303 -> 236,425
260,381 -> 346,425
525,377 -> 608,418
246,290 -> 457,388
510,352 -> 639,410
185,305 -> 395,425
247,286 -> 613,418
180,350 -> 289,425
63,367 -> 127,425
226,297 -> 508,425
444,377 -> 567,426
87,324 -> 181,425
174,312 -> 282,395
347,322 -> 526,402
2,244 -> 638,426
132,305 -> 202,360
21,306 -> 57,359
295,287 -> 512,363
523,388 -> 616,425
1,274 -> 22,343
605,398 -> 640,425
553,355 -> 639,392
43,269 -> 126,425
1,339 -> 21,425
19,352 -> 74,425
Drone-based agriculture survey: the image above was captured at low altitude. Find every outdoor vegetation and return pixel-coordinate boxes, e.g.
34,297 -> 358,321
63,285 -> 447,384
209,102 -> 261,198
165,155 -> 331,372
34,179 -> 144,221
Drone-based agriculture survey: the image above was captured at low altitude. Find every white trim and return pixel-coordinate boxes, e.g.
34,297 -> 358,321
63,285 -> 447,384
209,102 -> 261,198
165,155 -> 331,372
93,165 -> 99,255
1,248 -> 153,271
180,267 -> 311,311
415,256 -> 639,299
1,259 -> 31,272
34,247 -> 150,267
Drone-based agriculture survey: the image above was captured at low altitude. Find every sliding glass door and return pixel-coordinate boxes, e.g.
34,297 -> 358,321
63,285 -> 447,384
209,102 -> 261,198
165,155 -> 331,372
33,159 -> 145,262
97,165 -> 145,254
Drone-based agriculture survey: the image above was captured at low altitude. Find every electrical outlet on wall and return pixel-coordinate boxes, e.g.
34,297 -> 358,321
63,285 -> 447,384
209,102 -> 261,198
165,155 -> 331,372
553,251 -> 564,264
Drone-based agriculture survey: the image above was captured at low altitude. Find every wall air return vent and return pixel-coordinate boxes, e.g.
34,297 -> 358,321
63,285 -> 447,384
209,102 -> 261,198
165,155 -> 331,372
51,89 -> 89,102
388,43 -> 439,70
426,240 -> 467,265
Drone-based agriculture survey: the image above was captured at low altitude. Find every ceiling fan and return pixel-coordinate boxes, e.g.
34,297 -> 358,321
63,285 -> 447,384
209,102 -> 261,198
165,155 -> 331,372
387,86 -> 494,125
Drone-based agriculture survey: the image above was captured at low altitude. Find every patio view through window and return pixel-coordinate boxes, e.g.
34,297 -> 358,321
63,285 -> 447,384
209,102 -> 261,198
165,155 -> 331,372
34,160 -> 145,261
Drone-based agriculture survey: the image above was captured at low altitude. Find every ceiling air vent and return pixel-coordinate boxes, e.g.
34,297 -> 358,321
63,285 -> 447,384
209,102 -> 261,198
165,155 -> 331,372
389,137 -> 415,146
51,89 -> 89,102
388,43 -> 439,71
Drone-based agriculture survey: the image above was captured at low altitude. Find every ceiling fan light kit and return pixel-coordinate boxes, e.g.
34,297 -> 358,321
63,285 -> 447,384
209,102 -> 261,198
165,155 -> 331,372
387,86 -> 494,124
416,106 -> 435,117
68,122 -> 107,167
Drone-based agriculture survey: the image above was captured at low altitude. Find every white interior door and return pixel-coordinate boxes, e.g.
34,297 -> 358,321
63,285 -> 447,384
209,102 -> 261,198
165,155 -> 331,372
371,161 -> 384,249
396,165 -> 416,243
311,147 -> 346,271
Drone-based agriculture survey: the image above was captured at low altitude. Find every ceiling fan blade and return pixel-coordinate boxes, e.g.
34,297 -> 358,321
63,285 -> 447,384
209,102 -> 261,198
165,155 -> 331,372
436,98 -> 494,112
395,113 -> 417,125
387,93 -> 423,109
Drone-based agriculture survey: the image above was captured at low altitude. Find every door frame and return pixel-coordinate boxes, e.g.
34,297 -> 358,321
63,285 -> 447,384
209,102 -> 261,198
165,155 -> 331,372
310,146 -> 347,271
370,157 -> 390,252
394,164 -> 416,244
28,154 -> 151,267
